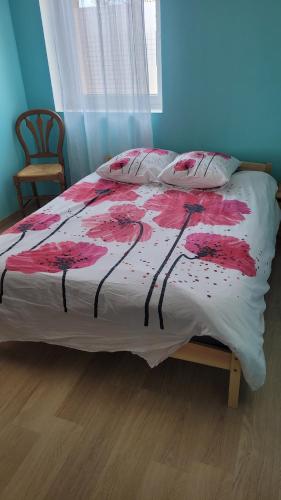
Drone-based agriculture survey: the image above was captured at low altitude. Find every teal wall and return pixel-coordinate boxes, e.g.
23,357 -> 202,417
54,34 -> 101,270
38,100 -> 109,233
153,0 -> 281,179
9,0 -> 54,109
0,0 -> 27,219
8,0 -> 281,180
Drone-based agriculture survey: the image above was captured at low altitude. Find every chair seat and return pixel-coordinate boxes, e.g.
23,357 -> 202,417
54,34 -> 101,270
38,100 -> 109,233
16,163 -> 63,179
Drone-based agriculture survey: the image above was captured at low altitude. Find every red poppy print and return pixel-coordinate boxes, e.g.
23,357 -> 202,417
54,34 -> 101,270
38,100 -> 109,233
203,152 -> 231,175
124,148 -> 170,157
4,241 -> 107,312
112,148 -> 170,176
189,151 -> 231,160
6,241 -> 106,274
62,178 -> 138,205
157,231 -> 256,329
187,151 -> 232,176
83,205 -> 152,243
143,190 -> 251,326
211,152 -> 231,160
83,204 -> 152,318
5,213 -> 60,235
0,213 -> 61,258
185,233 -> 256,277
127,148 -> 171,177
143,148 -> 170,156
28,179 -> 139,252
144,190 -> 250,230
190,151 -> 208,159
126,149 -> 142,157
174,159 -> 196,172
109,158 -> 130,172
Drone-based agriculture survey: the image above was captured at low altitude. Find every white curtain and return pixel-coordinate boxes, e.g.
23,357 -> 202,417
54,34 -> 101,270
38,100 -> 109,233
40,0 -> 153,183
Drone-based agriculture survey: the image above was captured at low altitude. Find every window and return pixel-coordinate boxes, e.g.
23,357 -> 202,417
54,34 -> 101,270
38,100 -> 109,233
41,0 -> 162,112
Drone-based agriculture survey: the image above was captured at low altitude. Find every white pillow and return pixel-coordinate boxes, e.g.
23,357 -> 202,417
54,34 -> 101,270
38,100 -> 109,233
96,148 -> 178,184
158,151 -> 241,189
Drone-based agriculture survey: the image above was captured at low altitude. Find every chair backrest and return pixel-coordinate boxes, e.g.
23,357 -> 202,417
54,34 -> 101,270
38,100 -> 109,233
15,109 -> 65,167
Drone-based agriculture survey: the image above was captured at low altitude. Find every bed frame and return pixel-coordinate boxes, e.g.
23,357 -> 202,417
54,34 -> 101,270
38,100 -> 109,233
170,161 -> 272,409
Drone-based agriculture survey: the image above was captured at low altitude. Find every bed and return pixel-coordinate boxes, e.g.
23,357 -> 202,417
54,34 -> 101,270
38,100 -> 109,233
0,161 -> 279,408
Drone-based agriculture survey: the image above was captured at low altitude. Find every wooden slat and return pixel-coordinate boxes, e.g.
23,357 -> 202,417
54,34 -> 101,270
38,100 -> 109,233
37,114 -> 46,152
45,116 -> 54,153
239,161 -> 272,174
171,341 -> 232,370
25,118 -> 41,153
29,152 -> 58,158
228,353 -> 241,409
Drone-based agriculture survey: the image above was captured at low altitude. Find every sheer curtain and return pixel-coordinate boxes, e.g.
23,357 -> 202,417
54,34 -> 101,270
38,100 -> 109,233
40,0 -> 153,183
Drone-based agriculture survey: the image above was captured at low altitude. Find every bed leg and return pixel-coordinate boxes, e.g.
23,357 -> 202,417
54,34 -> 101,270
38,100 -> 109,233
228,354 -> 241,409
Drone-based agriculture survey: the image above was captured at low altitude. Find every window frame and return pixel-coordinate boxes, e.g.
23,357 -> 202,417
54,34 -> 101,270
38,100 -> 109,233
147,0 -> 162,112
40,0 -> 162,113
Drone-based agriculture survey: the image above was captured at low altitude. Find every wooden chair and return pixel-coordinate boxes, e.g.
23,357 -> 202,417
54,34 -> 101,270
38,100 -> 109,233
14,109 -> 66,216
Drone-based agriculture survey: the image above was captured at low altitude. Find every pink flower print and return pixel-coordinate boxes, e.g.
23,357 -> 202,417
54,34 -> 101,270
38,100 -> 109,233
126,149 -> 143,157
83,204 -> 152,318
144,148 -> 170,155
5,213 -> 60,235
109,158 -> 130,172
62,178 -> 138,205
209,152 -> 231,160
0,213 -> 61,258
157,232 -> 255,329
29,179 -> 140,252
3,241 -> 107,312
190,151 -> 208,159
83,205 -> 152,243
144,190 -> 250,230
143,190 -> 251,326
185,233 -> 256,277
174,159 -> 196,172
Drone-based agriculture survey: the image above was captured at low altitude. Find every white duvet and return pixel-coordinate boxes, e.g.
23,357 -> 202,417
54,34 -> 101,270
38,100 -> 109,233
0,171 -> 279,389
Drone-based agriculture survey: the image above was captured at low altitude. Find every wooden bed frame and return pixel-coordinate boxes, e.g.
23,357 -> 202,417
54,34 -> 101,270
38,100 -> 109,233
170,161 -> 272,409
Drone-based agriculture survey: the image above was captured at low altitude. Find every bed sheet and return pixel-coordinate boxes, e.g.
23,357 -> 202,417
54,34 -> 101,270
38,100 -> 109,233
0,171 -> 279,389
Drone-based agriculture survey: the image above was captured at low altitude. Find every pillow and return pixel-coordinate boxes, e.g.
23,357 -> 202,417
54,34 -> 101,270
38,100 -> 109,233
96,148 -> 178,184
158,151 -> 241,189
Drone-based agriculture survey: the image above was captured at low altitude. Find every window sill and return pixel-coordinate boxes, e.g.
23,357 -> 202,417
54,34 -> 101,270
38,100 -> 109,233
55,109 -> 163,114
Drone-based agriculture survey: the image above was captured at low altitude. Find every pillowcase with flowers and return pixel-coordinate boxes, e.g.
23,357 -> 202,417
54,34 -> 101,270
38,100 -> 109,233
96,148 -> 178,184
158,151 -> 241,189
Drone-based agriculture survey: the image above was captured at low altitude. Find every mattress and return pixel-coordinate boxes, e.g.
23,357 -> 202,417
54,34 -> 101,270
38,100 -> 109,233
0,170 -> 279,389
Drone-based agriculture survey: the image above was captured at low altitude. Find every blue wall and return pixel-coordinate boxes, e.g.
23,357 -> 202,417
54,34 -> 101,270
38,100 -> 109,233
0,0 -> 27,219
9,0 -> 281,179
153,0 -> 281,179
9,0 -> 54,109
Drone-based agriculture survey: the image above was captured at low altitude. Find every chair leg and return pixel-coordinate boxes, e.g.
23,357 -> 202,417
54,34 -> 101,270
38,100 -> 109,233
59,174 -> 66,193
32,182 -> 40,209
13,177 -> 25,218
228,353 -> 241,409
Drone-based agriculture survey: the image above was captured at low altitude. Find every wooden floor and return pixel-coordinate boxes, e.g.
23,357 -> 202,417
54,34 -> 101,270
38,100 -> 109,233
0,217 -> 280,499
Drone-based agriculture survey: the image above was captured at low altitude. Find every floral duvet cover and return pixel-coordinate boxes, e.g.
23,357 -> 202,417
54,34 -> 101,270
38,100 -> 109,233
0,171 -> 279,389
